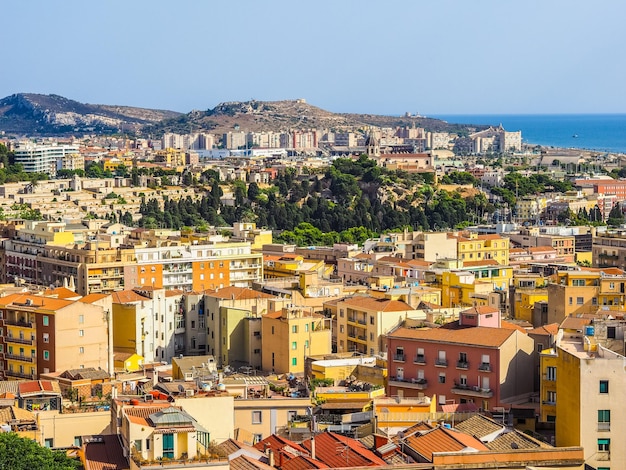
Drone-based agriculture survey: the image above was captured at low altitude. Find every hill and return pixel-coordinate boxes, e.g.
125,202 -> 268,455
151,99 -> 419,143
0,94 -> 488,137
0,93 -> 181,135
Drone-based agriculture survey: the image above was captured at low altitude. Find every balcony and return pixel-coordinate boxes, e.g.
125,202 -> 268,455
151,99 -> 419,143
5,354 -> 34,363
3,319 -> 33,328
5,336 -> 34,345
451,382 -> 493,398
435,358 -> 448,367
388,377 -> 428,390
5,370 -> 35,380
414,355 -> 426,364
478,362 -> 492,372
393,354 -> 406,363
597,422 -> 611,432
456,361 -> 469,369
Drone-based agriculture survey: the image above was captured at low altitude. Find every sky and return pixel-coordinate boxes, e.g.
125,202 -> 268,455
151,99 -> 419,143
2,0 -> 626,115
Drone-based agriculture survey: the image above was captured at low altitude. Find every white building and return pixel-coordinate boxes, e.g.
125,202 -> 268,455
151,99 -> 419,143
14,142 -> 80,175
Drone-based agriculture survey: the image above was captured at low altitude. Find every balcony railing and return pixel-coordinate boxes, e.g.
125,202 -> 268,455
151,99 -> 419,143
5,336 -> 34,345
5,354 -> 34,363
3,319 -> 33,328
597,422 -> 611,431
5,370 -> 35,380
414,355 -> 426,364
451,382 -> 493,398
478,362 -> 492,372
393,354 -> 405,362
435,358 -> 448,367
388,377 -> 428,390
456,361 -> 469,369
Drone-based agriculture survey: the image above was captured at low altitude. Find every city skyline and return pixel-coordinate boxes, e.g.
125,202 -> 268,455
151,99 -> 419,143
1,1 -> 626,115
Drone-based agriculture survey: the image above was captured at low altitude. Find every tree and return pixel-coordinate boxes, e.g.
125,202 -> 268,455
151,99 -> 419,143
0,432 -> 81,469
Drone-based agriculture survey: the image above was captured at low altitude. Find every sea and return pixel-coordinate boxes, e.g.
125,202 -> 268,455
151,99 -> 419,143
431,114 -> 626,154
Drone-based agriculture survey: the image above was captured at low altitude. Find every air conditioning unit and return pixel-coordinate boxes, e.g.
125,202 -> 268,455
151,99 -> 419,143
185,389 -> 194,397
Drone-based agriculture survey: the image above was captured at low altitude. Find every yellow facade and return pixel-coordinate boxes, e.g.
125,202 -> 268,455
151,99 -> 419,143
539,348 -> 558,423
456,233 -> 510,265
261,307 -> 332,374
155,148 -> 186,166
112,303 -> 139,355
515,290 -> 549,322
440,266 -> 512,308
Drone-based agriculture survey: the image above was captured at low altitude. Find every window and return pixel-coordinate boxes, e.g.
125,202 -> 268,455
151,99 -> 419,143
607,326 -> 616,339
546,391 -> 556,404
253,434 -> 263,444
271,326 -> 275,335
288,410 -> 297,422
568,297 -> 573,305
438,373 -> 446,384
252,411 -> 262,424
292,325 -> 298,333
572,279 -> 585,287
598,410 -> 611,431
78,314 -> 84,324
43,316 -> 49,326
339,309 -> 344,318
576,297 -> 584,305
546,366 -> 556,381
44,438 -> 54,448
304,324 -> 309,332
43,333 -> 49,343
291,357 -> 297,366
370,315 -> 374,325
134,439 -> 142,451
79,330 -> 84,337
43,350 -> 50,361
162,433 -> 174,459
597,438 -> 610,452
600,380 -> 609,394
79,347 -> 84,354
291,341 -> 297,350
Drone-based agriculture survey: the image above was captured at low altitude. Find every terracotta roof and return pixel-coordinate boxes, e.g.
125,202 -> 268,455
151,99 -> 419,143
111,290 -> 149,304
216,438 -> 252,456
560,315 -> 591,330
229,454 -> 274,470
454,415 -> 503,440
528,323 -> 559,336
204,286 -> 274,300
43,287 -> 82,299
486,429 -> 551,451
397,421 -> 433,439
340,296 -> 414,313
254,435 -> 308,456
0,406 -> 36,424
18,380 -> 61,396
301,432 -> 386,468
79,293 -> 109,304
165,289 -> 184,297
281,455 -> 328,469
403,426 -> 489,462
0,293 -> 73,311
500,320 -> 529,333
84,434 -> 129,470
440,402 -> 479,413
529,246 -> 557,253
389,326 -> 515,348
462,260 -> 501,267
461,305 -> 500,316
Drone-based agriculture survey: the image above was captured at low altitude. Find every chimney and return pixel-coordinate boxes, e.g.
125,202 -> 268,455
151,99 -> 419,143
267,449 -> 275,467
310,436 -> 316,460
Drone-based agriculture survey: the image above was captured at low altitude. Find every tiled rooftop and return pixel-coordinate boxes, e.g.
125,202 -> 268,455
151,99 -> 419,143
389,325 -> 515,347
454,415 -> 504,440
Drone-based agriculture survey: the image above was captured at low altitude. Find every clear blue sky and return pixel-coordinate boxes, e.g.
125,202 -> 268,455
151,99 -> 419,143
2,0 -> 625,115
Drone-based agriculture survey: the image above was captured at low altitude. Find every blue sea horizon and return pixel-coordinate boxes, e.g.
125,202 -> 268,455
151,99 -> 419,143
431,113 -> 626,154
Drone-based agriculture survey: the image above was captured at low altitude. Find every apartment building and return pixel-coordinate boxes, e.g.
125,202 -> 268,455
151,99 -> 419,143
261,306 -> 332,374
13,142 -> 80,175
111,287 -> 185,364
333,296 -> 416,356
0,293 -> 109,379
593,230 -> 626,270
452,232 -> 510,265
540,328 -> 626,469
203,286 -> 276,368
386,306 -> 534,411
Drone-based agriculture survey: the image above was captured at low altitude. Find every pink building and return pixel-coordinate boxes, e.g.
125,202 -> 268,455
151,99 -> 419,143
386,307 -> 534,412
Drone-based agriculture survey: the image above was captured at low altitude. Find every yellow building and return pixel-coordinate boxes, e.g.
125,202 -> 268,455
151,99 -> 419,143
261,306 -> 332,374
309,356 -> 387,388
155,148 -> 186,167
373,395 -> 437,428
333,296 -> 417,356
453,232 -> 510,265
437,261 -> 513,308
540,329 -> 626,469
